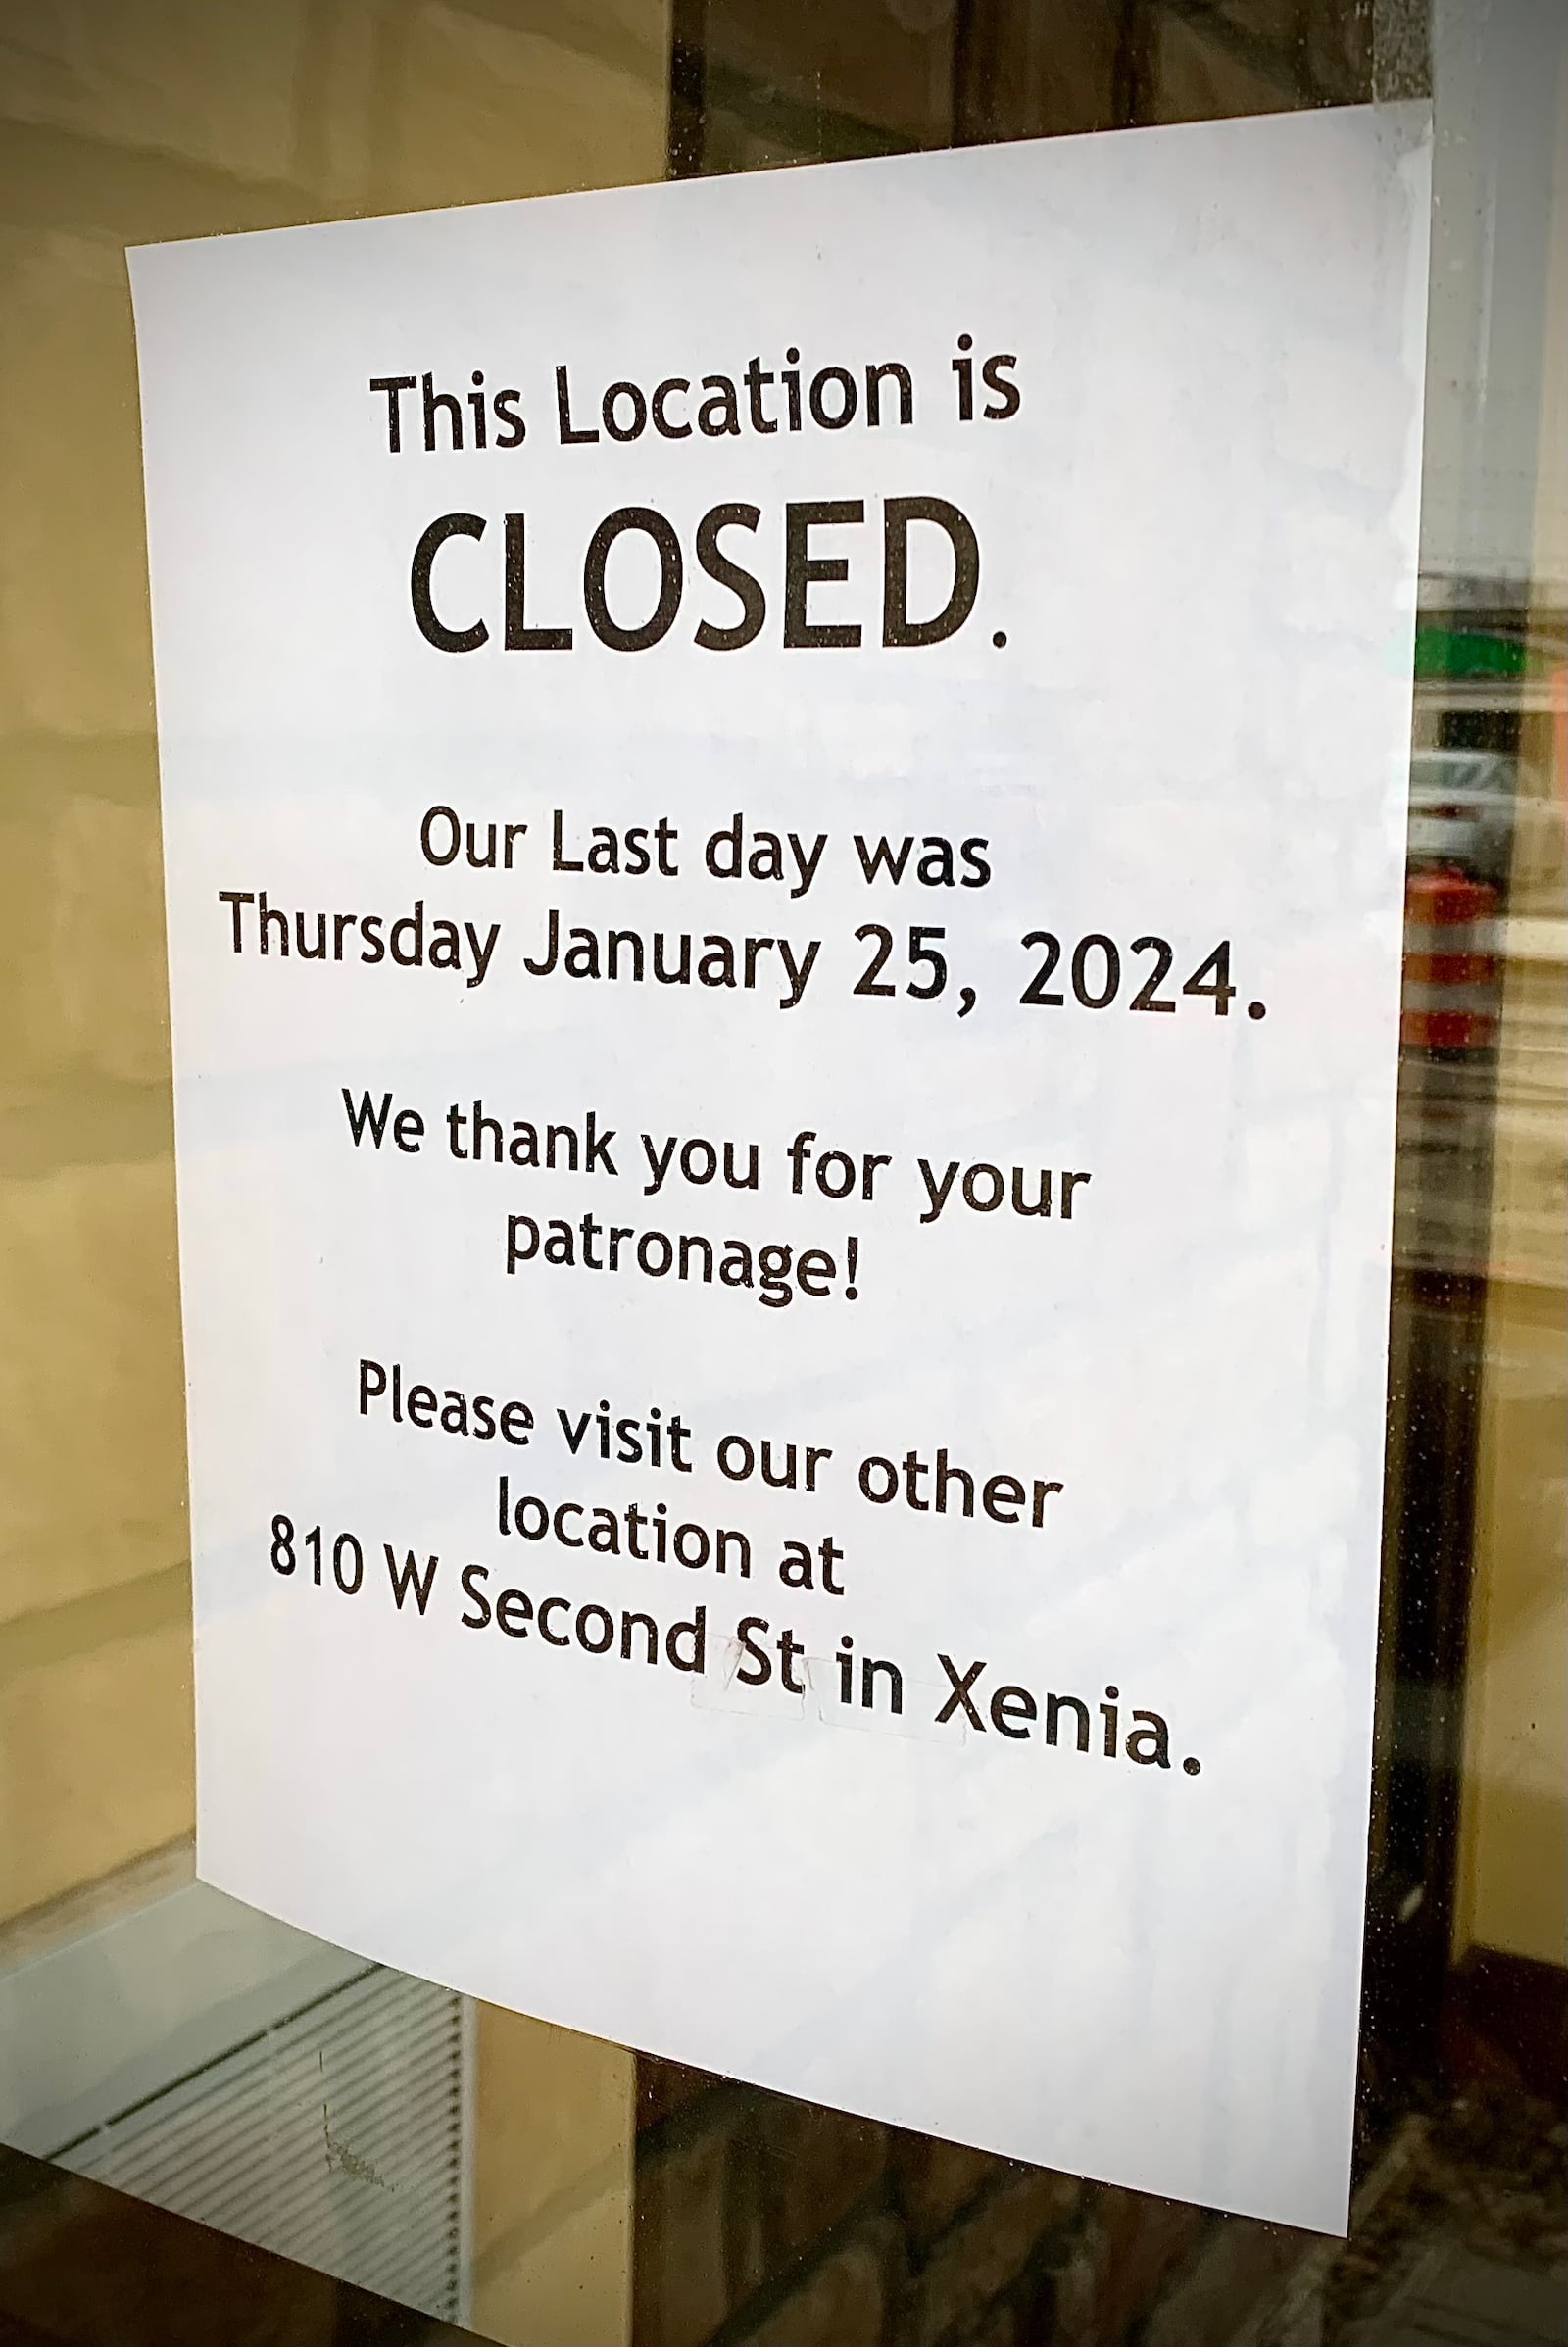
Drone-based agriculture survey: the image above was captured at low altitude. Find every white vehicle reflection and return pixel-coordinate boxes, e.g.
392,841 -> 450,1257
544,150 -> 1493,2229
1407,748 -> 1516,889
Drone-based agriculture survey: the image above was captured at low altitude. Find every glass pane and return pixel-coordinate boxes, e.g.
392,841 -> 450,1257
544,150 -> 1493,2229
2,5 -> 1562,2345
638,4 -> 1567,2340
0,5 -> 663,2339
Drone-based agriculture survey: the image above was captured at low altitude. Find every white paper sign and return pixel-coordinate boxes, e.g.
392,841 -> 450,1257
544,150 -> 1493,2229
130,104 -> 1430,2233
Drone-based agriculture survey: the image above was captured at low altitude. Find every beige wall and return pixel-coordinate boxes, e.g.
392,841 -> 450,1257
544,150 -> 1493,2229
1454,758 -> 1566,1970
471,2005 -> 633,2346
1453,30 -> 1568,1973
0,5 -> 663,2337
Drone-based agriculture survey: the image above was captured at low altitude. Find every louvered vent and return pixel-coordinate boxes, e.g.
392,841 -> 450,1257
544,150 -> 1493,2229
49,1965 -> 468,2323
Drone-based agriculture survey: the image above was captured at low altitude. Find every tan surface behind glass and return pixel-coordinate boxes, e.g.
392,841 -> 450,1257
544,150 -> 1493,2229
0,7 -> 674,2338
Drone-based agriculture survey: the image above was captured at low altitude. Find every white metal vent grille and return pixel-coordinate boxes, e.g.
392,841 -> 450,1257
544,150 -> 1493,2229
49,1965 -> 468,2324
